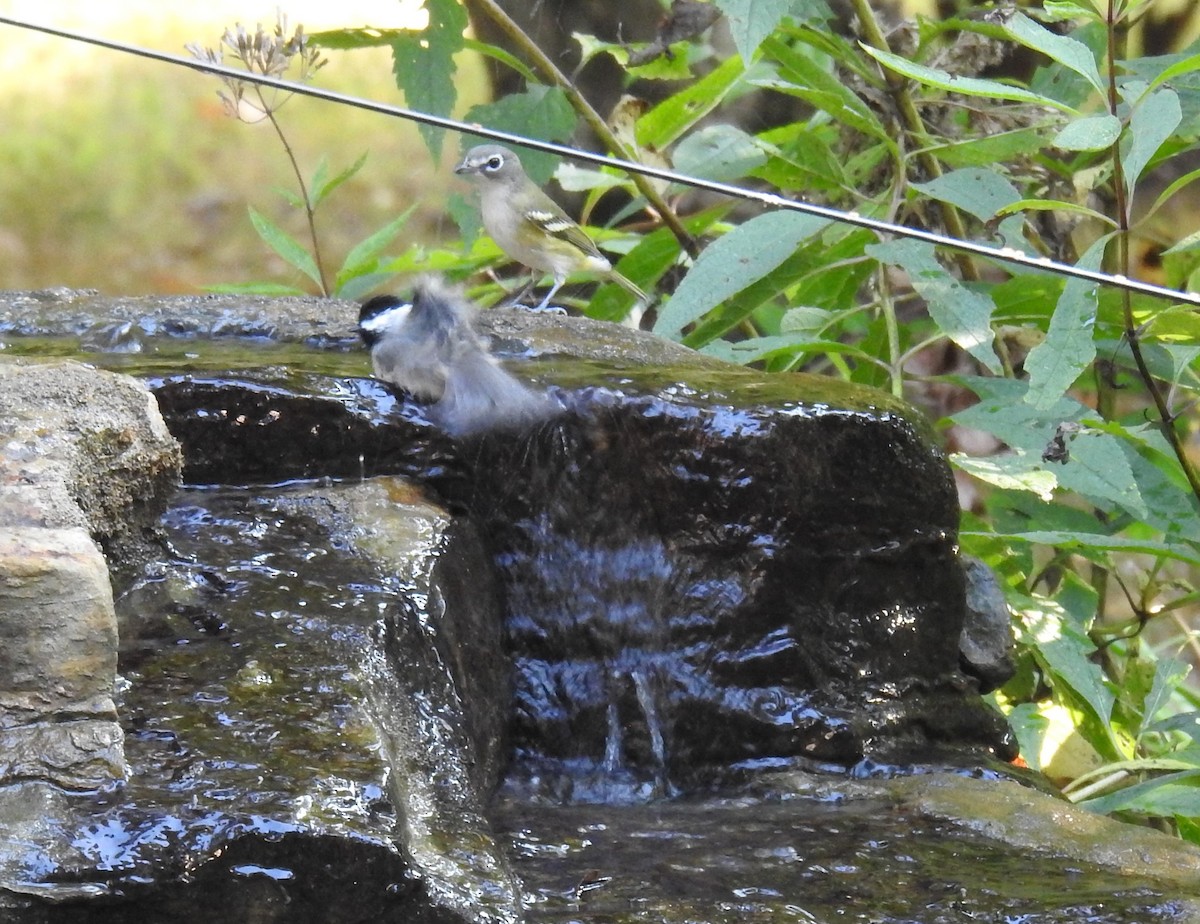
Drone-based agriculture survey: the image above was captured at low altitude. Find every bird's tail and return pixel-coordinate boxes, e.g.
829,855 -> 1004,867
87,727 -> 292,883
607,269 -> 650,305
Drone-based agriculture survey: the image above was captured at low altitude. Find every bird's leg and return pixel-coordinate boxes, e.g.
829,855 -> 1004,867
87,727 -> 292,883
533,275 -> 565,313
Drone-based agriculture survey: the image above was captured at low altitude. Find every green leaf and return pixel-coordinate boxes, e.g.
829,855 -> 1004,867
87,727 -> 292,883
1146,51 -> 1200,94
1052,113 -> 1121,151
716,0 -> 798,62
572,32 -> 693,81
671,124 -> 768,183
702,334 -> 874,366
1023,237 -> 1106,411
463,37 -> 538,84
959,529 -> 1200,567
1082,770 -> 1200,817
653,211 -> 829,339
247,206 -> 322,289
310,27 -> 409,50
951,378 -> 1150,520
994,198 -> 1117,227
204,281 -> 308,296
860,45 -> 1079,114
464,86 -> 577,184
336,272 -> 399,302
758,36 -> 889,143
639,54 -> 745,149
1141,658 -> 1192,739
1040,0 -> 1103,22
390,0 -> 467,159
912,168 -> 1021,221
867,238 -> 1000,372
309,152 -> 368,209
1022,601 -> 1116,735
1001,11 -> 1105,96
930,127 -> 1049,168
337,207 -> 415,281
587,206 -> 730,322
951,452 -> 1058,500
1124,88 -> 1182,201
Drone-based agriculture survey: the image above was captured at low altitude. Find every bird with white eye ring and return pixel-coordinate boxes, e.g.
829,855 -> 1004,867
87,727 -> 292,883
357,275 -> 555,435
454,144 -> 649,313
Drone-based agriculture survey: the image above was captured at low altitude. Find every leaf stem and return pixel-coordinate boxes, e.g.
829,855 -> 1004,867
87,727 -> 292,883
259,90 -> 331,296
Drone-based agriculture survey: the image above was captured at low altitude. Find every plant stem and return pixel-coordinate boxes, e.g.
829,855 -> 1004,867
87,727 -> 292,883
260,91 -> 330,296
465,0 -> 698,259
1104,0 -> 1200,504
849,0 -> 976,283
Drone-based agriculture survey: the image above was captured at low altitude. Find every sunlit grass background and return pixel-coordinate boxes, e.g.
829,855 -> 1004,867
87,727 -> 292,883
0,1 -> 483,294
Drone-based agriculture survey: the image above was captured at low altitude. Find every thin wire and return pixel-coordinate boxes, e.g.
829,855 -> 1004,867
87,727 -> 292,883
2,13 -> 1199,309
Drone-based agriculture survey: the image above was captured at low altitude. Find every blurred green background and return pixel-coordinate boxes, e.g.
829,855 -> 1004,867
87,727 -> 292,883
0,1 -> 485,295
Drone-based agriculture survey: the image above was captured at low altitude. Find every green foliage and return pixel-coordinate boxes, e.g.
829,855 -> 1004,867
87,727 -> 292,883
216,0 -> 1200,839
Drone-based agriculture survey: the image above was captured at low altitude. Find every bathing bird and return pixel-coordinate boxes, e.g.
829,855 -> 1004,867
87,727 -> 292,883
357,275 -> 554,434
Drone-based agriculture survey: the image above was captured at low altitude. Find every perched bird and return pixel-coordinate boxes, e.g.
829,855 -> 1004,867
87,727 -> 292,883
454,144 -> 648,312
357,275 -> 554,435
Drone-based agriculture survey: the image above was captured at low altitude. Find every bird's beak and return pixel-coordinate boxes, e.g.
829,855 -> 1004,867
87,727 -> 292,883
453,160 -> 472,175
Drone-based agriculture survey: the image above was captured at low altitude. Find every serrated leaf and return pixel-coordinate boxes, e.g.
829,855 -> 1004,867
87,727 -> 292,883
1053,113 -> 1122,151
247,205 -> 322,289
1125,88 -> 1182,200
653,211 -> 829,339
867,238 -> 1001,372
1002,12 -> 1105,96
464,86 -> 577,183
860,44 -> 1078,114
716,0 -> 796,62
1023,237 -> 1106,411
913,168 -> 1021,221
390,0 -> 467,160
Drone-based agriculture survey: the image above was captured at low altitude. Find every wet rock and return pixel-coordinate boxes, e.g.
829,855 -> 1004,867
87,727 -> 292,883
0,359 -> 182,571
959,555 -> 1016,692
1,482 -> 521,923
0,529 -> 125,789
0,360 -> 180,792
142,361 -> 1016,790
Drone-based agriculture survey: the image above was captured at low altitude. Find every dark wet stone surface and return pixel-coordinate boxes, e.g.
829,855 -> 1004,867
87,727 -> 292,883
139,361 -> 1014,797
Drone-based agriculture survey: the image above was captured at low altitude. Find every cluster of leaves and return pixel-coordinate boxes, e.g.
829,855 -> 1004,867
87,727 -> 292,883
210,0 -> 1200,837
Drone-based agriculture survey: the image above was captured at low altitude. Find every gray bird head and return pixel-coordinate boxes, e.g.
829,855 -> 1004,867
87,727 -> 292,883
454,144 -> 524,184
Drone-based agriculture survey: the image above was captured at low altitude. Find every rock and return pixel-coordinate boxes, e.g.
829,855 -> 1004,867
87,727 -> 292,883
0,360 -> 181,792
1,481 -> 521,923
960,555 -> 1016,692
0,359 -> 182,572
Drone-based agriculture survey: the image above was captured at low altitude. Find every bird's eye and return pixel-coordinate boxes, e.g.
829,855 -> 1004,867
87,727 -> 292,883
485,156 -> 503,171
